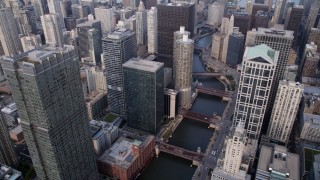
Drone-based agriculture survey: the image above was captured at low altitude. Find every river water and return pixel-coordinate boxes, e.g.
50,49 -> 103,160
139,34 -> 227,180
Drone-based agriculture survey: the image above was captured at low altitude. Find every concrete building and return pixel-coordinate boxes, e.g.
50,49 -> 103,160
267,80 -> 304,144
41,14 -> 64,47
256,145 -> 300,180
164,88 -> 178,120
221,15 -> 235,63
226,31 -> 244,66
0,164 -> 22,180
20,34 -> 42,52
123,58 -> 164,134
16,8 -> 37,35
287,48 -> 297,65
284,5 -> 304,46
251,3 -> 269,29
0,110 -> 18,167
207,2 -> 225,27
47,0 -> 65,29
72,4 -> 90,19
307,28 -> 320,52
136,1 -> 147,45
76,20 -> 102,63
90,120 -> 118,155
85,90 -> 108,120
173,27 -> 190,59
31,0 -> 46,20
97,134 -> 155,180
102,28 -> 136,118
173,35 -> 194,109
0,8 -> 23,57
309,154 -> 320,179
306,0 -> 320,30
233,44 -> 278,140
253,10 -> 269,29
273,0 -> 285,25
301,43 -> 320,79
211,32 -> 225,60
1,103 -> 18,128
94,6 -> 114,35
147,6 -> 157,54
246,27 -> 294,126
9,125 -> 24,143
1,45 -> 98,179
284,65 -> 298,81
225,9 -> 251,37
300,114 -> 320,143
157,2 -> 195,57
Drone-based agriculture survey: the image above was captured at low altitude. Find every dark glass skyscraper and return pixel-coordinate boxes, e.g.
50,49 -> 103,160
102,29 -> 136,118
226,32 -> 244,66
1,45 -> 98,179
123,58 -> 164,134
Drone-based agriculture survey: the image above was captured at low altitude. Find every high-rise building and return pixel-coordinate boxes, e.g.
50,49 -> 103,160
246,27 -> 294,127
123,58 -> 164,134
267,80 -> 304,144
306,0 -> 320,30
0,8 -> 23,56
273,0 -> 285,25
102,29 -> 136,118
136,1 -> 147,45
307,28 -> 320,52
233,44 -> 278,139
207,2 -> 225,27
94,6 -> 114,35
173,35 -> 194,109
253,10 -> 269,29
47,0 -> 65,29
31,0 -> 46,20
225,9 -> 251,37
141,0 -> 157,9
72,4 -> 90,19
223,124 -> 246,174
173,26 -> 190,61
76,20 -> 102,61
256,145 -> 300,180
226,31 -> 244,66
20,34 -> 42,52
0,112 -> 18,167
251,3 -> 269,29
221,15 -> 235,63
147,6 -> 157,54
41,14 -> 64,47
1,45 -> 98,179
284,5 -> 304,46
164,88 -> 178,120
16,8 -> 37,35
211,32 -> 225,60
157,3 -> 195,56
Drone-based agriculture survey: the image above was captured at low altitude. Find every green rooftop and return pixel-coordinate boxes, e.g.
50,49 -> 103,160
103,114 -> 117,123
245,44 -> 277,64
304,147 -> 320,172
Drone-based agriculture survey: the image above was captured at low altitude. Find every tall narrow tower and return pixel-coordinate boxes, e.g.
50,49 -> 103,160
173,34 -> 194,109
94,6 -> 115,35
233,44 -> 278,139
47,0 -> 65,29
1,45 -> 98,179
41,14 -> 64,47
102,29 -> 136,118
267,80 -> 303,144
0,8 -> 23,56
147,6 -> 157,53
136,1 -> 147,45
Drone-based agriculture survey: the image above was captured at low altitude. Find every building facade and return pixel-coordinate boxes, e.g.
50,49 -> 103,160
136,1 -> 147,45
1,45 -> 98,179
207,2 -> 225,27
147,6 -> 157,54
41,14 -> 64,47
226,32 -> 244,67
20,34 -> 42,52
94,6 -> 114,35
123,58 -> 164,134
102,29 -> 136,118
233,44 -> 278,139
267,80 -> 304,144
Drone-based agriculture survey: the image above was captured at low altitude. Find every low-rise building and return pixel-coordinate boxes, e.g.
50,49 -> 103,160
9,125 -> 24,143
90,120 -> 118,155
284,65 -> 298,81
0,164 -> 22,180
97,134 -> 155,180
256,145 -> 300,180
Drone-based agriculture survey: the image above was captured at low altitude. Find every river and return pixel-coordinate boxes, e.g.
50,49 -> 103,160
139,34 -> 227,180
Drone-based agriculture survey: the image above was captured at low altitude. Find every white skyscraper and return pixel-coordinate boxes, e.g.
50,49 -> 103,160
267,80 -> 303,144
207,2 -> 225,27
221,15 -> 234,63
41,14 -> 64,47
233,44 -> 278,139
47,0 -> 65,29
0,8 -> 23,56
20,34 -> 42,52
147,6 -> 157,53
94,7 -> 114,35
223,124 -> 246,174
136,1 -> 147,45
173,35 -> 194,108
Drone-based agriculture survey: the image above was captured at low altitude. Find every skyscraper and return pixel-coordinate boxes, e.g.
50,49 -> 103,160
233,44 -> 278,139
72,4 -> 90,19
47,0 -> 65,29
246,27 -> 294,126
226,31 -> 244,66
0,112 -> 18,166
284,5 -> 304,46
267,80 -> 303,144
223,124 -> 246,174
0,8 -> 23,56
157,3 -> 195,56
41,14 -> 64,47
20,34 -> 42,52
94,6 -> 114,35
173,26 -> 190,61
207,2 -> 225,27
225,9 -> 251,38
147,6 -> 157,54
221,15 -> 234,63
273,0 -> 285,25
123,58 -> 164,134
136,1 -> 147,45
102,29 -> 136,118
173,35 -> 194,109
306,0 -> 320,30
1,45 -> 98,179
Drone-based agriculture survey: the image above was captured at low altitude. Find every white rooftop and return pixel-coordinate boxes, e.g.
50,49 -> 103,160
123,58 -> 164,73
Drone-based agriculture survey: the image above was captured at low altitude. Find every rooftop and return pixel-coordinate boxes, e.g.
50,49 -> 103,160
123,58 -> 164,73
105,28 -> 133,40
85,90 -> 107,104
244,44 -> 278,64
253,27 -> 294,38
9,125 -> 22,135
76,20 -> 100,28
1,103 -> 17,114
0,164 -> 22,180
